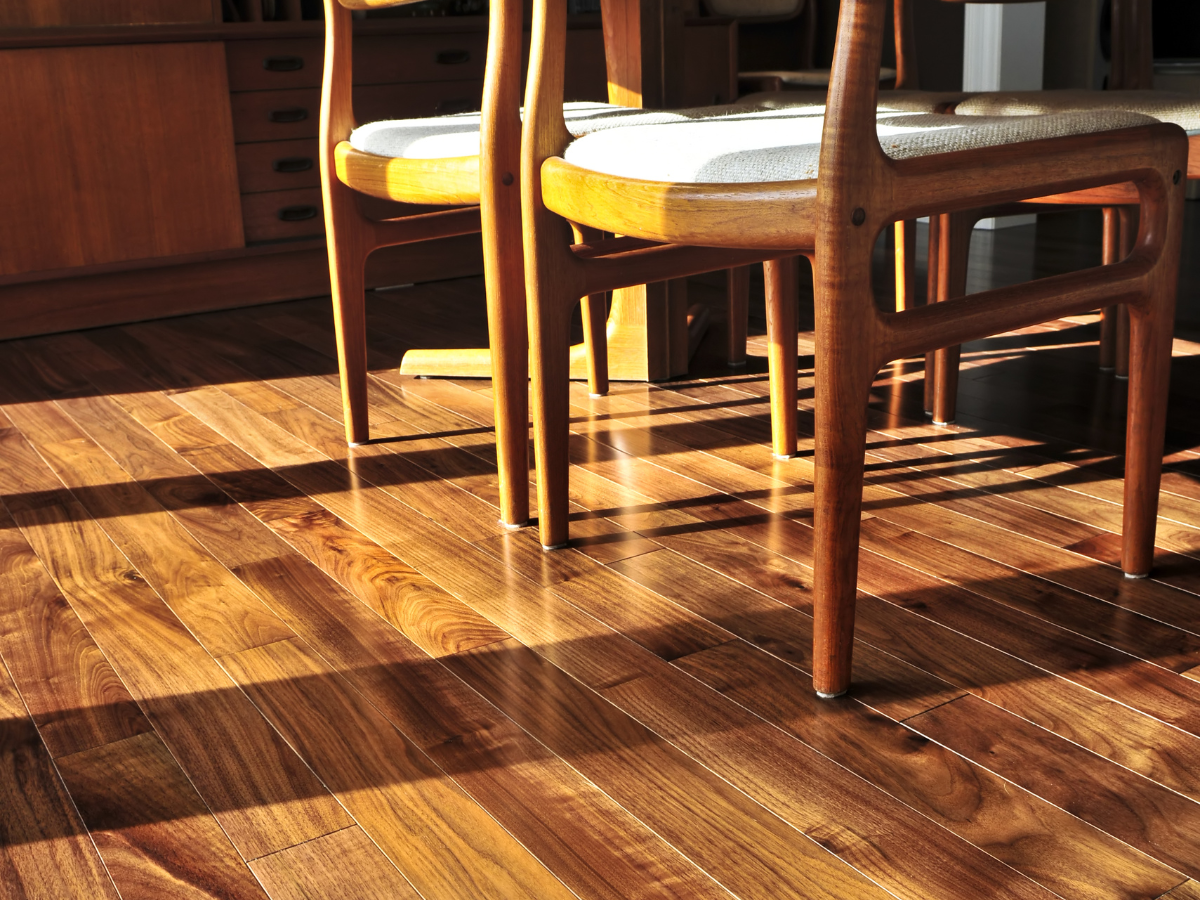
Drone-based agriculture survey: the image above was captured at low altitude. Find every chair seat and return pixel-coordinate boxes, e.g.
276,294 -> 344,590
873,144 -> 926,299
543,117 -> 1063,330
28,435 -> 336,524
561,105 -> 1156,184
737,89 -> 969,114
740,67 -> 896,88
349,101 -> 693,159
954,89 -> 1200,134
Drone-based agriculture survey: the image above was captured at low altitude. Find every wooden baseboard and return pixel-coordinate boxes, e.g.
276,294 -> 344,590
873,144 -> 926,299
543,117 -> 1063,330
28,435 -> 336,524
0,234 -> 484,341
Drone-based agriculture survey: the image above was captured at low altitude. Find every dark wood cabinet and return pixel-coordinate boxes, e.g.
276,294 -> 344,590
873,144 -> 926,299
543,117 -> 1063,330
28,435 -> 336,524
0,11 -> 733,340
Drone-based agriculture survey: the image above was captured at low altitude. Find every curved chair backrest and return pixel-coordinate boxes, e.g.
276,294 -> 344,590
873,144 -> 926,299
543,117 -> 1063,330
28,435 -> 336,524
321,0 -> 525,201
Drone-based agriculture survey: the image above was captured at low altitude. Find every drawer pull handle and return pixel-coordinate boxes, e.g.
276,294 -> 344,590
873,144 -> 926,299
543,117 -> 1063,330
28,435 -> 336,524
263,55 -> 305,72
272,156 -> 314,173
268,107 -> 309,123
436,98 -> 473,114
278,205 -> 319,222
435,49 -> 471,65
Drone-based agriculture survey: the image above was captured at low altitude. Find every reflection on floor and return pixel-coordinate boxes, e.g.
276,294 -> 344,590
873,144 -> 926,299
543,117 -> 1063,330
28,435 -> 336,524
2,207 -> 1200,899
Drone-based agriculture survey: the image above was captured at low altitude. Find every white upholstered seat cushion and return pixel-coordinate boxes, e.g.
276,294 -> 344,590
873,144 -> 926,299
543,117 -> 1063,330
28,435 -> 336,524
561,105 -> 1156,184
348,101 -> 769,159
954,90 -> 1200,135
737,89 -> 968,115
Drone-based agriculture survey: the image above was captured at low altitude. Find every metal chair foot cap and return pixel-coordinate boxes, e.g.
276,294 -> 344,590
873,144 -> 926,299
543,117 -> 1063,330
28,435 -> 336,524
588,392 -> 607,399
1124,571 -> 1149,580
772,452 -> 796,461
816,689 -> 847,700
543,542 -> 569,551
1099,366 -> 1116,373
348,441 -> 365,448
500,519 -> 530,530
1115,374 -> 1129,381
727,360 -> 747,368
932,419 -> 955,427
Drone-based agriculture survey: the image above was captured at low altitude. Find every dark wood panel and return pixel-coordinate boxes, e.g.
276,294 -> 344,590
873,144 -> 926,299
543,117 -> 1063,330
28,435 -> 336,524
242,187 -> 324,243
0,0 -> 213,27
0,42 -> 242,276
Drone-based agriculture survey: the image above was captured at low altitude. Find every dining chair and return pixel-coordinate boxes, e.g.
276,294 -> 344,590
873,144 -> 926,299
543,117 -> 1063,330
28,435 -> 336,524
522,0 -> 1187,697
920,0 -> 1200,423
320,0 -> 629,528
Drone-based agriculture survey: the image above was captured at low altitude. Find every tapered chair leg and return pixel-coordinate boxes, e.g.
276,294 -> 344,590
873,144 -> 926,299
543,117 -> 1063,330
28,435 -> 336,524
1099,208 -> 1121,371
932,212 -> 974,425
764,257 -> 799,459
923,215 -> 940,415
329,249 -> 371,446
1115,208 -> 1138,380
573,225 -> 610,398
811,239 -> 877,699
530,287 -> 575,550
811,337 -> 876,699
1122,294 -> 1176,577
726,266 -> 750,367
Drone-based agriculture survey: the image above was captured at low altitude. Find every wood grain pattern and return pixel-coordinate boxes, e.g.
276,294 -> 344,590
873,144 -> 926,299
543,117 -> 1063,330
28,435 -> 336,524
0,657 -> 120,900
0,509 -> 149,759
249,827 -> 422,900
220,637 -> 579,900
0,42 -> 242,276
0,431 -> 351,861
54,732 -> 270,900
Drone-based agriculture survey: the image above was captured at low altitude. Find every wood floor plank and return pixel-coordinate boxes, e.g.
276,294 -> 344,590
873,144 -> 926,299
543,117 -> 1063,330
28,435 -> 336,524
1163,881 -> 1200,900
219,637 -> 579,900
909,694 -> 1200,880
0,657 -> 120,900
674,639 -> 1183,900
0,431 -> 352,860
446,638 -> 898,900
248,828 -> 422,900
231,554 -> 740,900
0,505 -> 149,758
54,731 -> 270,900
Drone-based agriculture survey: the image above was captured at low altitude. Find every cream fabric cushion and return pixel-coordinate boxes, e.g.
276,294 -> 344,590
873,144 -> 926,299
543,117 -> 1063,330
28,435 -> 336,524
348,101 -> 770,159
561,106 -> 1157,184
955,90 -> 1200,135
738,89 -> 968,115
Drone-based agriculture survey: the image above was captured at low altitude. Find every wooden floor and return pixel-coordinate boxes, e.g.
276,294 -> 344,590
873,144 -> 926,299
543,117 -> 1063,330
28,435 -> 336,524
3,209 -> 1200,899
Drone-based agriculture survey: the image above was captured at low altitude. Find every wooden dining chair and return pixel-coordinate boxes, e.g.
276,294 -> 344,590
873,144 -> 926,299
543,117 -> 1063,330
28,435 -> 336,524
320,0 -> 620,528
920,0 -> 1200,424
523,0 -> 1187,697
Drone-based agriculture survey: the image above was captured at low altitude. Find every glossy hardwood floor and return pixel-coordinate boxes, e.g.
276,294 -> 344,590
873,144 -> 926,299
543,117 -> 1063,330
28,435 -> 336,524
2,208 -> 1200,899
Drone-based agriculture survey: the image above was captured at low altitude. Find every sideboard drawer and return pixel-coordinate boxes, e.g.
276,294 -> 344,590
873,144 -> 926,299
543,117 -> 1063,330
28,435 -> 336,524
232,81 -> 484,143
231,88 -> 319,142
236,139 -> 320,192
226,38 -> 323,91
242,187 -> 324,242
353,34 -> 488,85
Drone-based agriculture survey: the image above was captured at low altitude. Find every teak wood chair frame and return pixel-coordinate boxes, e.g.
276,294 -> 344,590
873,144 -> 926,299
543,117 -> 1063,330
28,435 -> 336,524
923,0 -> 1200,423
321,0 -> 609,528
523,0 -> 1187,696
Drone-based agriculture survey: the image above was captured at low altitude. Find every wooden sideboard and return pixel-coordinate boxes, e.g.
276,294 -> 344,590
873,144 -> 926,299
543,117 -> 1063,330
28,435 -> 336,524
0,9 -> 734,340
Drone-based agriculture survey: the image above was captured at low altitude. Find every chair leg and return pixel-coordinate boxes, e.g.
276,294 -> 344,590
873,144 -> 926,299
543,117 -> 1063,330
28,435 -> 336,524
1099,208 -> 1120,371
764,257 -> 799,459
581,291 -> 610,397
1122,287 -> 1176,577
573,225 -> 610,397
893,220 -> 918,312
923,214 -> 940,415
329,246 -> 371,447
1115,208 -> 1138,380
811,328 -> 876,699
529,283 -> 575,550
726,266 -> 750,367
932,212 -> 973,426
